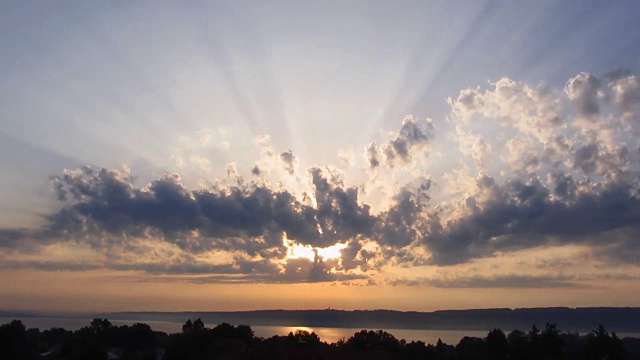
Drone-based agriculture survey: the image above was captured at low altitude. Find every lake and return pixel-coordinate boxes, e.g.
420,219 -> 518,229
2,317 -> 639,345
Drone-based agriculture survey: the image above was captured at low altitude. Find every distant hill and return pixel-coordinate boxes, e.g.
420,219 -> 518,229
85,307 -> 640,332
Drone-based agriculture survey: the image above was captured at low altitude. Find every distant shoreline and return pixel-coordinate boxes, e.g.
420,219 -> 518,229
3,307 -> 640,333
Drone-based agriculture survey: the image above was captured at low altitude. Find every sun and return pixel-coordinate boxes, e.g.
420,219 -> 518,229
282,233 -> 347,261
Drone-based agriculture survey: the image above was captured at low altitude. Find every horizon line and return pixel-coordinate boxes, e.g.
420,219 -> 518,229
3,305 -> 640,317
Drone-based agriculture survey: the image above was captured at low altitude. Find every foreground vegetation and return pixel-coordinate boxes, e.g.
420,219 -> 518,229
2,318 -> 640,359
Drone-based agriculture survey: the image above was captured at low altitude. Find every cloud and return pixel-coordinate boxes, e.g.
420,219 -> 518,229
365,142 -> 381,169
0,165 -> 381,283
565,72 -> 601,117
280,150 -> 297,175
124,256 -> 368,285
572,143 -> 630,177
365,116 -> 434,169
607,72 -> 640,115
46,166 -> 383,253
309,167 -> 375,246
375,178 -> 431,248
448,77 -> 563,143
0,260 -> 101,272
454,125 -> 492,169
3,70 -> 640,285
0,229 -> 32,248
422,173 -> 640,265
278,256 -> 368,283
387,275 -> 581,289
385,116 -> 434,164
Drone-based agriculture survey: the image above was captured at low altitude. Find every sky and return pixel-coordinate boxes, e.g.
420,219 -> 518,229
2,1 -> 640,313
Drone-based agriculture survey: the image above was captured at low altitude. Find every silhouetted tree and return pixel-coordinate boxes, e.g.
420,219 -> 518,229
165,321 -> 257,360
405,340 -> 436,360
528,324 -> 542,359
486,328 -> 507,360
0,320 -> 38,360
435,338 -> 455,359
346,329 -> 401,352
585,325 -> 625,360
6,317 -> 640,360
89,318 -> 112,333
60,326 -> 107,360
507,329 -> 529,359
182,319 -> 193,333
539,323 -> 564,360
192,318 -> 205,331
456,336 -> 486,360
236,324 -> 254,341
119,322 -> 157,351
40,326 -> 71,351
288,330 -> 321,345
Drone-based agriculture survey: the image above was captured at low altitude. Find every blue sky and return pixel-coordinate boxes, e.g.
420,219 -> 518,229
1,1 -> 640,311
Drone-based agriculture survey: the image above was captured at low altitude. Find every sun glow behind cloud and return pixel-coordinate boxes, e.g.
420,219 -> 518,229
283,234 -> 347,261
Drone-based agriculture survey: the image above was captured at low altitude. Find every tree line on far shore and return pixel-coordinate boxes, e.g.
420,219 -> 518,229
2,318 -> 640,359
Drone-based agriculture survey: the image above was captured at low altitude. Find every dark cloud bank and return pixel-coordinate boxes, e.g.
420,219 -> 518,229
3,70 -> 640,285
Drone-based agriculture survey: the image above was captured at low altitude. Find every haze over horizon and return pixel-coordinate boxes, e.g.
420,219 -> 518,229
2,1 -> 640,313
